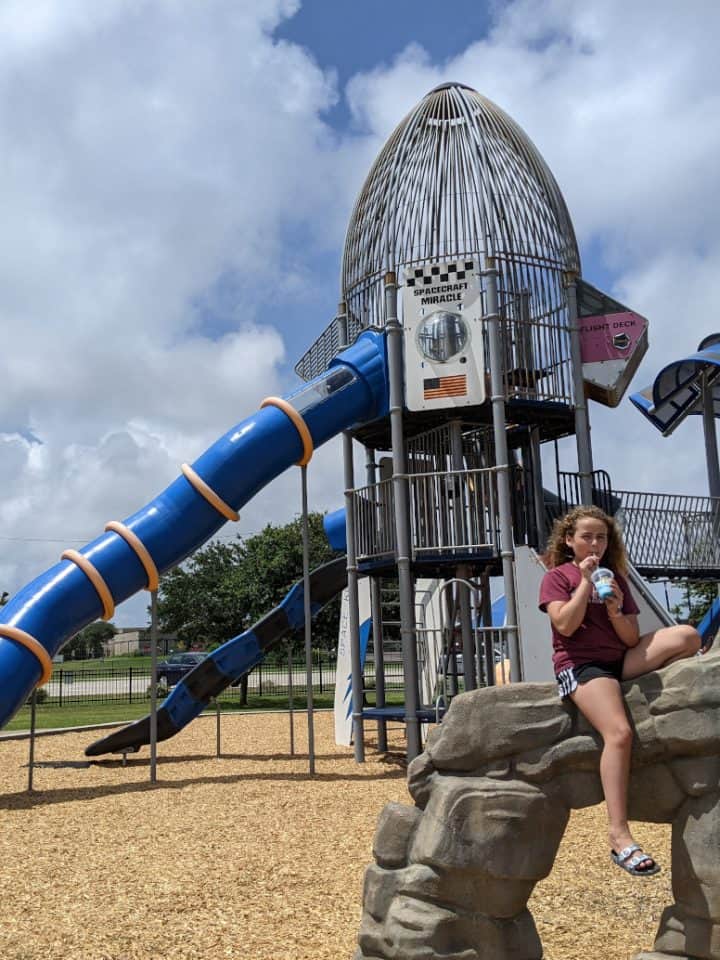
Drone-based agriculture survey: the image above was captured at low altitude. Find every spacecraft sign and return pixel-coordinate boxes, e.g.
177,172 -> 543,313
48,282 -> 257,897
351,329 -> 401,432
402,260 -> 486,412
580,310 -> 649,407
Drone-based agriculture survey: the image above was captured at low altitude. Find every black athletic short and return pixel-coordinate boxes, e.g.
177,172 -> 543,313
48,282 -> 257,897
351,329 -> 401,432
556,658 -> 625,698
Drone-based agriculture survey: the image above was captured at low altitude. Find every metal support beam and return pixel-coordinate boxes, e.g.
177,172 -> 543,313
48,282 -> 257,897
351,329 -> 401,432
366,447 -> 388,753
450,421 -> 477,690
300,465 -> 316,775
338,300 -> 365,764
529,426 -> 546,548
385,271 -> 422,760
483,257 -> 521,682
566,273 -> 594,505
702,371 -> 720,500
150,589 -> 158,784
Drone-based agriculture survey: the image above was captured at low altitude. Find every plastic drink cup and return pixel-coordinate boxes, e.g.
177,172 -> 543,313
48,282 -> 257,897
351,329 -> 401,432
591,567 -> 614,600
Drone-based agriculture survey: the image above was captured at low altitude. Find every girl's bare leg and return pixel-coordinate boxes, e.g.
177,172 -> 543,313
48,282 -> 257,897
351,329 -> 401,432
570,677 -> 650,863
623,624 -> 700,680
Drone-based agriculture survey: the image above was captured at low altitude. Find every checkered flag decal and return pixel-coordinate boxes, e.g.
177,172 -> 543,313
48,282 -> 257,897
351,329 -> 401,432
405,261 -> 475,287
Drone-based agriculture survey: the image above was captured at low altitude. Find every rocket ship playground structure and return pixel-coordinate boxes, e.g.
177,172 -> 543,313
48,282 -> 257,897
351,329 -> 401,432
1,83 -> 719,760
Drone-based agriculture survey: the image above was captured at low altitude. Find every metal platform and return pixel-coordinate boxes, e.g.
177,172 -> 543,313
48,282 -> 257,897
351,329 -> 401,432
362,706 -> 446,724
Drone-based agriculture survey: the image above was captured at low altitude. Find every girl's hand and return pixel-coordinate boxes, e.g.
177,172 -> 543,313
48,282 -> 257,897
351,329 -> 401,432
605,579 -> 624,616
577,555 -> 599,582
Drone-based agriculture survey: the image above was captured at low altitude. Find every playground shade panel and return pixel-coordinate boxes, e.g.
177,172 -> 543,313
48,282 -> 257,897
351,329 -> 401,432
630,340 -> 720,435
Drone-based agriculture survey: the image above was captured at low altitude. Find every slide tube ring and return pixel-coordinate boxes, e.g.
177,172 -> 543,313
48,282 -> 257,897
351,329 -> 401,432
0,626 -> 53,687
260,397 -> 314,466
61,549 -> 115,621
105,521 -> 159,592
180,464 -> 240,522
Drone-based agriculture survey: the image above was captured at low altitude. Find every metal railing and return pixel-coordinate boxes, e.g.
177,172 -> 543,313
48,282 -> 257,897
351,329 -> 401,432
614,490 -> 720,577
549,469 -> 617,520
352,467 -> 501,563
353,477 -> 396,562
294,313 -> 365,382
494,293 -> 574,405
546,472 -> 720,578
410,468 -> 499,557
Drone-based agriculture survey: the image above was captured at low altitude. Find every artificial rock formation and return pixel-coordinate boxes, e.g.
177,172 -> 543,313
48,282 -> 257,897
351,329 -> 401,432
353,652 -> 720,960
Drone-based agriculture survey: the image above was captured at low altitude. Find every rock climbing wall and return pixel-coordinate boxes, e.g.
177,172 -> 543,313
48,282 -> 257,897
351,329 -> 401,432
353,653 -> 720,960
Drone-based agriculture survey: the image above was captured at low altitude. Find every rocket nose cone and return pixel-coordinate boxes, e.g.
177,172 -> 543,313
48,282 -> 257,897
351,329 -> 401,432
429,81 -> 476,93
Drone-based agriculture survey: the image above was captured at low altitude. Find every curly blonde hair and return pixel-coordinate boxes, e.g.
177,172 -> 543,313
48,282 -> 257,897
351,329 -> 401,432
545,505 -> 629,574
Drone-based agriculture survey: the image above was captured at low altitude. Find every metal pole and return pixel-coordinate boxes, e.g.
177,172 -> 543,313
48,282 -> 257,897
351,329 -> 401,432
442,576 -> 459,698
565,272 -> 594,504
529,426 -> 546,548
385,270 -> 422,759
479,572 -> 494,686
344,431 -> 365,762
27,689 -> 37,793
301,465 -> 315,776
216,699 -> 221,759
366,447 -> 387,752
450,421 -> 477,690
150,589 -> 158,784
483,257 -> 521,682
702,371 -> 720,499
287,642 -> 295,756
339,301 -> 365,763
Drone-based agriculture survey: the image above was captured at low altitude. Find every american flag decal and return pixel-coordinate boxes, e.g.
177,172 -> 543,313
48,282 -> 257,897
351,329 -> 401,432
423,374 -> 467,399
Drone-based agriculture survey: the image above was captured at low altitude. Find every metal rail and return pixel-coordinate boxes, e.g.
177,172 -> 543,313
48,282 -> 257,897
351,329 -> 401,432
494,296 -> 573,405
294,313 -> 365,382
614,490 -> 720,577
352,467 -> 500,564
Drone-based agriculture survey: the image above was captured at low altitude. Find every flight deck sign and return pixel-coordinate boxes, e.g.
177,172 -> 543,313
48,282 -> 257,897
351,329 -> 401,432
580,310 -> 648,407
402,260 -> 486,412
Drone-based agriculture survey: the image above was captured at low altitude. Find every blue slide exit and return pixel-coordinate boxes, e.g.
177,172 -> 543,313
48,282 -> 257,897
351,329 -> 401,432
85,556 -> 349,756
0,331 -> 388,730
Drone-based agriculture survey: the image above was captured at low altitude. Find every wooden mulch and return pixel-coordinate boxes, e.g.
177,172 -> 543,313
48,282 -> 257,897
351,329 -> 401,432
0,712 -> 671,960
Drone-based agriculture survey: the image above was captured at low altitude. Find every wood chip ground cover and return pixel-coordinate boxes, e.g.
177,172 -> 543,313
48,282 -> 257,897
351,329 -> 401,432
0,712 -> 671,959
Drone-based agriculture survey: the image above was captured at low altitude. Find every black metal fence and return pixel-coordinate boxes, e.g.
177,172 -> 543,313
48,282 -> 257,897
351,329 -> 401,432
36,657 -> 407,708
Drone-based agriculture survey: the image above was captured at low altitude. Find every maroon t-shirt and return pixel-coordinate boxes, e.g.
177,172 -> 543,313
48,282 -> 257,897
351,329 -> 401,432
538,562 -> 640,674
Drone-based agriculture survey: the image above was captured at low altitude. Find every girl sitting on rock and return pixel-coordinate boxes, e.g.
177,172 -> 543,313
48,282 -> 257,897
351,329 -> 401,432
539,505 -> 701,877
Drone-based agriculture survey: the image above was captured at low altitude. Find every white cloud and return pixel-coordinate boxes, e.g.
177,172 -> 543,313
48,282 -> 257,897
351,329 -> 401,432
0,0 -> 345,624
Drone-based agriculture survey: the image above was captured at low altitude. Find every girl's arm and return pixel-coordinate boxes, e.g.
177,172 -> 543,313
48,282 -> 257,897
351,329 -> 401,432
606,579 -> 641,647
545,575 -> 593,636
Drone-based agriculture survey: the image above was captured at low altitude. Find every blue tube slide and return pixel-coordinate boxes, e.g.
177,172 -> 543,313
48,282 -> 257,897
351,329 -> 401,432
85,555 -> 349,756
0,331 -> 388,729
698,595 -> 720,648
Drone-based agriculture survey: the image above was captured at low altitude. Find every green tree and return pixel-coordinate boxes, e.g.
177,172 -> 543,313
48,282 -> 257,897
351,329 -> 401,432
157,513 -> 341,656
63,621 -> 117,660
672,580 -> 719,626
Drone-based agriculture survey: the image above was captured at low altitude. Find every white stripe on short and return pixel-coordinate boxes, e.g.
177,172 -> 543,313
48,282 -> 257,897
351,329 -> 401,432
556,667 -> 578,698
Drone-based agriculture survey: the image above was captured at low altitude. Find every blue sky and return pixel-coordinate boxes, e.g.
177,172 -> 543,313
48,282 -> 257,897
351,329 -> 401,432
275,1 -> 493,127
0,0 -> 717,625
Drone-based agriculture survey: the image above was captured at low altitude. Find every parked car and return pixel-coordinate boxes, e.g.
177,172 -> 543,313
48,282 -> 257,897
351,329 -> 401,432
156,652 -> 208,686
437,652 -> 464,676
